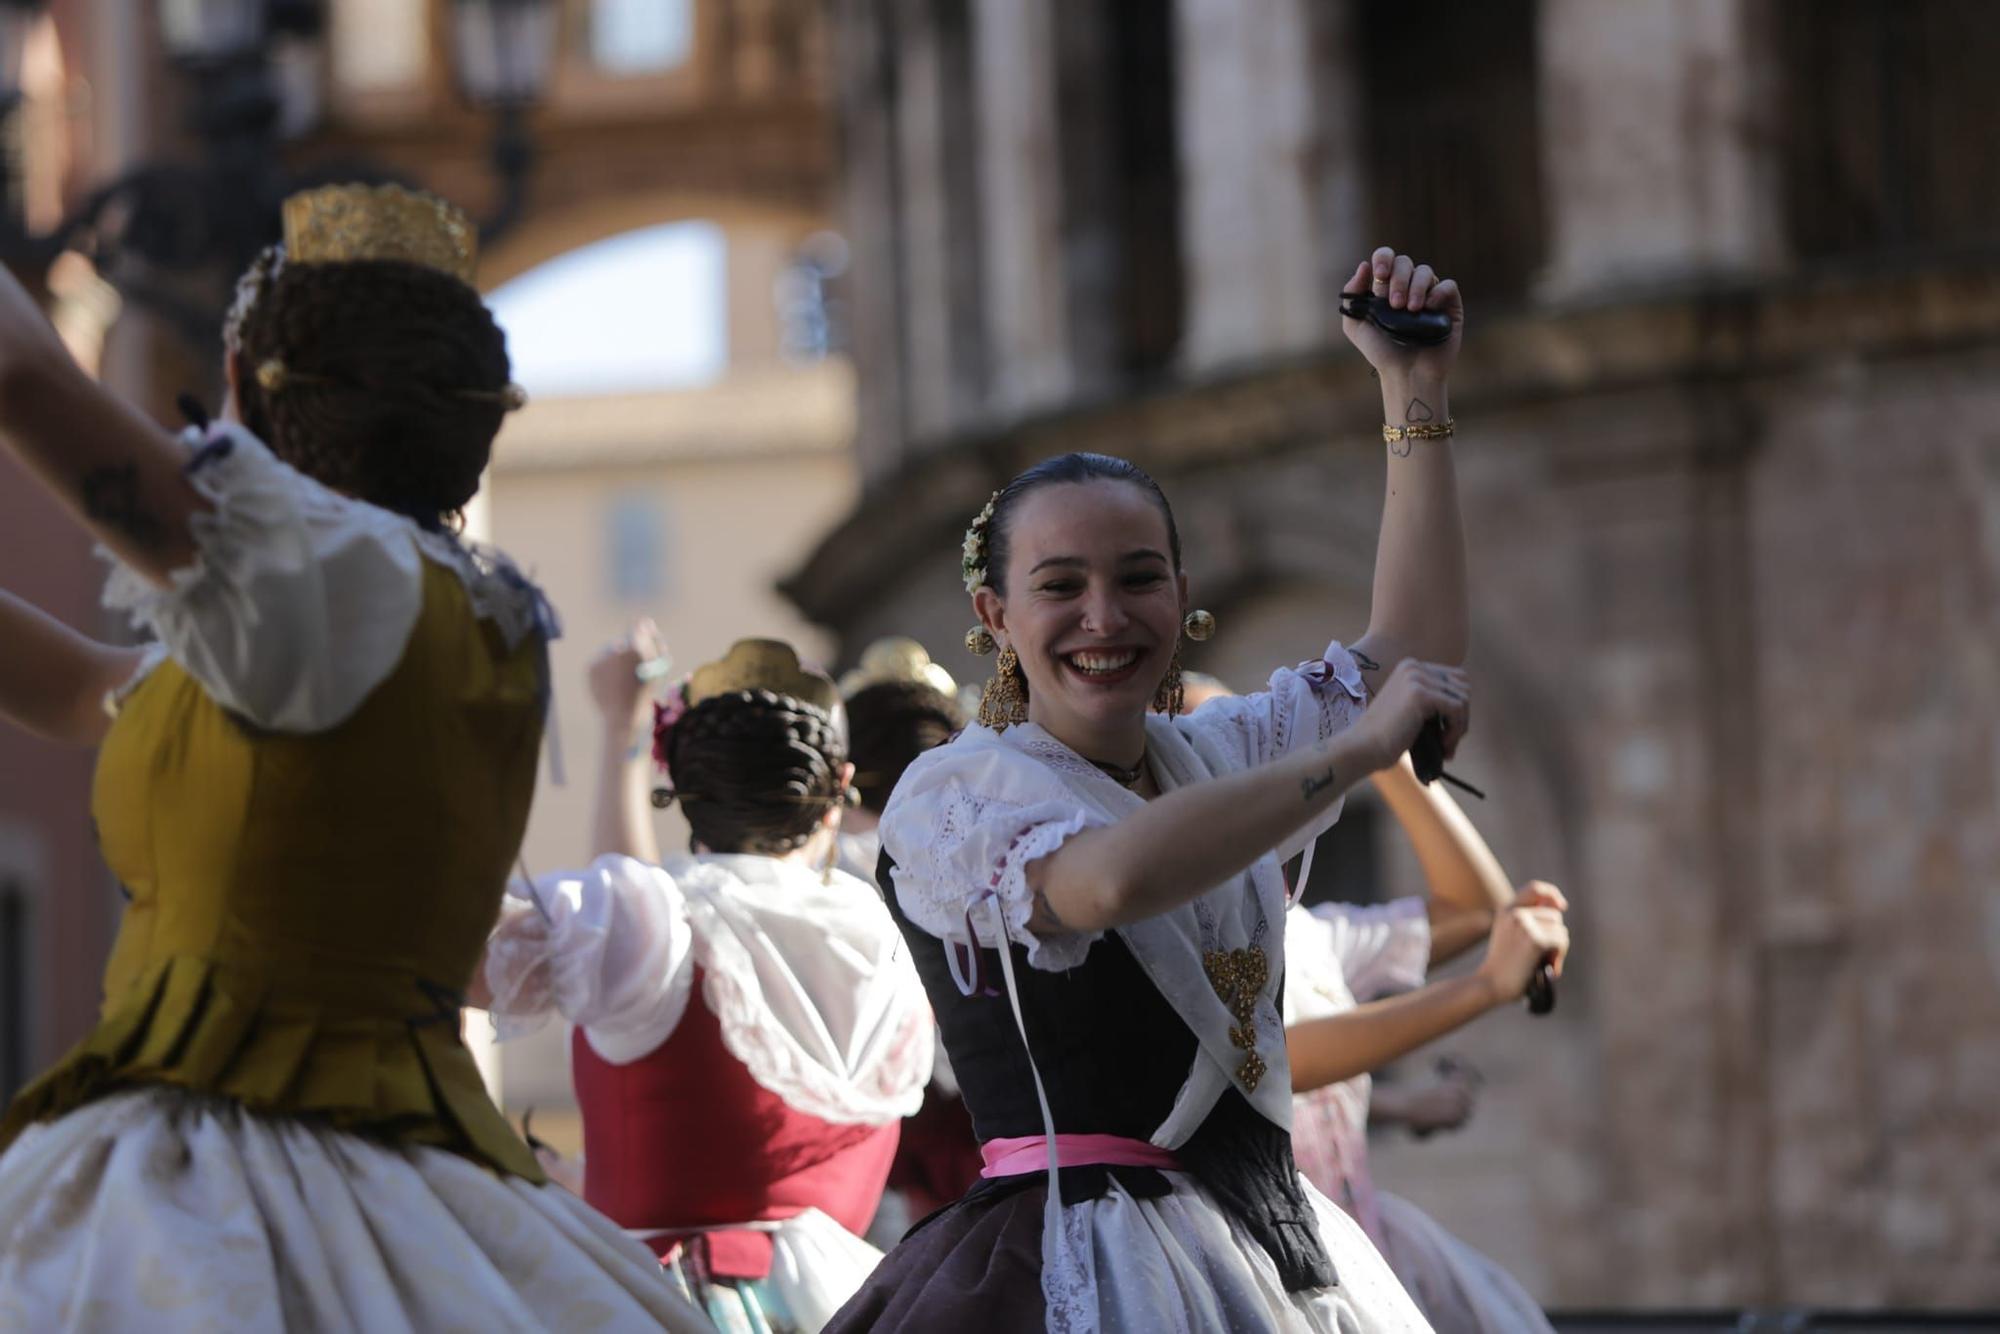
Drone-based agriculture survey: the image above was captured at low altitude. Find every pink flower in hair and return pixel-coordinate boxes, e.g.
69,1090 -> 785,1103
651,686 -> 690,775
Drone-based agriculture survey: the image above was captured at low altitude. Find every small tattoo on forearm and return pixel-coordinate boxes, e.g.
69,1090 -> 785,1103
81,465 -> 167,551
1352,649 -> 1381,673
1404,397 -> 1436,423
1301,764 -> 1339,803
1389,436 -> 1413,458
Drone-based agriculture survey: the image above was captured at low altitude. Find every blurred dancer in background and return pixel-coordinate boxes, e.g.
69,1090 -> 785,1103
1286,752 -> 1563,1333
483,638 -> 934,1332
836,639 -> 986,1243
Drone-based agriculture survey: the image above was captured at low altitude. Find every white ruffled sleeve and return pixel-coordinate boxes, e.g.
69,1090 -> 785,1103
98,423 -> 423,733
481,853 -> 698,1064
878,732 -> 1108,972
1178,638 -> 1371,862
1298,897 -> 1431,1002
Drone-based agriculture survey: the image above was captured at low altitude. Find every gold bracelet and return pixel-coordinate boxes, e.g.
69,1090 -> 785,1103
1383,419 -> 1455,445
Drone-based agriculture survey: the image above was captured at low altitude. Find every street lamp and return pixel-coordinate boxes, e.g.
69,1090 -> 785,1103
452,0 -> 559,108
159,0 -> 268,64
450,0 -> 560,242
0,0 -> 557,350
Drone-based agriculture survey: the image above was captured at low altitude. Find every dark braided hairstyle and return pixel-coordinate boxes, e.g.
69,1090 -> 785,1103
663,688 -> 848,855
230,256 -> 512,530
845,680 -> 965,815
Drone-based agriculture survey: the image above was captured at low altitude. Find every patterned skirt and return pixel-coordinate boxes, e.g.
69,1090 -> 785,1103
0,1087 -> 708,1333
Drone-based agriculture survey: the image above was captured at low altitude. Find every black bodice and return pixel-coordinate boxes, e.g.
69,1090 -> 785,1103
880,850 -> 1336,1293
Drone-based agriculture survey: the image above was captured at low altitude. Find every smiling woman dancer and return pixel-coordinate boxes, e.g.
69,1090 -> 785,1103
826,247 -> 1477,1333
0,184 -> 706,1331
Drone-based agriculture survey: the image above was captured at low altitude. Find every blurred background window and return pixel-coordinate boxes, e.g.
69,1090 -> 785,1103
1358,0 -> 1544,306
1779,0 -> 2000,260
488,220 -> 729,397
586,0 -> 694,76
605,495 -> 669,603
330,0 -> 431,96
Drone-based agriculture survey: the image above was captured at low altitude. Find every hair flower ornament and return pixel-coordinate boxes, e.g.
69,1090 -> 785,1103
651,685 -> 690,774
962,490 -> 999,593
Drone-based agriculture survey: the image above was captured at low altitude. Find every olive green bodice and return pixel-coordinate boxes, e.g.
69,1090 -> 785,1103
0,560 -> 546,1179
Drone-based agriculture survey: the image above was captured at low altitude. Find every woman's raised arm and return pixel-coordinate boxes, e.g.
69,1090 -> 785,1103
1370,754 -> 1515,966
586,622 -> 666,865
0,267 -> 208,583
1342,247 -> 1469,690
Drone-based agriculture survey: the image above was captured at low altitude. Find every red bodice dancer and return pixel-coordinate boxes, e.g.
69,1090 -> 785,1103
485,639 -> 935,1332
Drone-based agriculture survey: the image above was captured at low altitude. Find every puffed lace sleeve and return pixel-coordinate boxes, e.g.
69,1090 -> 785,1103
481,854 -> 698,1064
98,423 -> 424,733
1177,638 -> 1371,862
878,729 -> 1109,972
1294,897 -> 1431,1003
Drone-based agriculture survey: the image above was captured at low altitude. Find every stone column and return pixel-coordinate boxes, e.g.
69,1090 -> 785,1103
1536,0 -> 1784,299
971,0 -> 1071,416
831,0 -> 907,480
893,0 -> 958,439
1175,0 -> 1360,372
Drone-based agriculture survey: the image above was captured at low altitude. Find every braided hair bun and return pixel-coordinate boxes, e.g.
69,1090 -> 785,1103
665,687 -> 848,855
230,257 -> 511,529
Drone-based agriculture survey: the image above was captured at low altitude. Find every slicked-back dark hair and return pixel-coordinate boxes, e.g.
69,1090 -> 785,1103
985,452 -> 1182,595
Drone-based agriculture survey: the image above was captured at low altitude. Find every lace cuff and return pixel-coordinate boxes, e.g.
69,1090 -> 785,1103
483,856 -> 697,1063
99,424 -> 423,733
989,813 -> 1101,971
482,900 -> 559,1044
885,778 -> 1105,973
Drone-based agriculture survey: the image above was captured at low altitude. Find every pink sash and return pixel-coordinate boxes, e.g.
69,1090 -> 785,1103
980,1133 -> 1182,1179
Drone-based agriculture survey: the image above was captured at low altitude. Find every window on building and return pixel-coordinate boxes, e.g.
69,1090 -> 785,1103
488,220 -> 729,397
329,0 -> 430,97
1778,0 -> 2000,260
1054,0 -> 1185,383
605,495 -> 669,603
1356,0 -> 1544,305
777,231 -> 849,362
586,0 -> 694,76
0,883 -> 27,1103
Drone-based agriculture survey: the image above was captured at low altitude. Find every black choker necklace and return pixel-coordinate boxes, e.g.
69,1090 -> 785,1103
1088,752 -> 1147,788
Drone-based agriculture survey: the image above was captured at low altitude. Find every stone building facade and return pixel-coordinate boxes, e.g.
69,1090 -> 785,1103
787,0 -> 2000,1308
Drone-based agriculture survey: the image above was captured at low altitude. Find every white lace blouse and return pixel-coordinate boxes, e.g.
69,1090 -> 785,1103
483,853 -> 935,1126
878,641 -> 1371,1143
101,422 -> 551,733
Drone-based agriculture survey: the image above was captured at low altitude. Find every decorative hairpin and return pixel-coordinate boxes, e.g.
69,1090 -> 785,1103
253,355 -> 526,412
